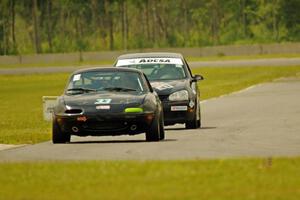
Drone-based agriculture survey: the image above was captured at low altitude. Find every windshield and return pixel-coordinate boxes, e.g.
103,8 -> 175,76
66,71 -> 147,95
116,58 -> 186,81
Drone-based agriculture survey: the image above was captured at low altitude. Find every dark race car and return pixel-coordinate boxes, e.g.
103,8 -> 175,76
114,52 -> 204,129
52,67 -> 164,143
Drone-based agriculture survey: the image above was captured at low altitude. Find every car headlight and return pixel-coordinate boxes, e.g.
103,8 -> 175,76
169,90 -> 189,101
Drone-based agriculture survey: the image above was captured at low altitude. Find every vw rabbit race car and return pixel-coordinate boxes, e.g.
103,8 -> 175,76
115,53 -> 204,129
52,67 -> 164,143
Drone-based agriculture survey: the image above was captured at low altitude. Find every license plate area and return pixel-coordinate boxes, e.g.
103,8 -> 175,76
171,106 -> 188,111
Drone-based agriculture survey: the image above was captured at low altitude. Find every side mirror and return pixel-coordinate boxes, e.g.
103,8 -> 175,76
192,74 -> 204,82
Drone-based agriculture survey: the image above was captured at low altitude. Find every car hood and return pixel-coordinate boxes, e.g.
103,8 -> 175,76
150,79 -> 189,95
63,92 -> 146,113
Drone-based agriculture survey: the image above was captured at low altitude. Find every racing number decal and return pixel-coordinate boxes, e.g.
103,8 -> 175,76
95,99 -> 112,104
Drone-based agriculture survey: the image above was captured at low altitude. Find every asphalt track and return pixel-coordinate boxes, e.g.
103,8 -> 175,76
0,57 -> 300,75
1,77 -> 300,161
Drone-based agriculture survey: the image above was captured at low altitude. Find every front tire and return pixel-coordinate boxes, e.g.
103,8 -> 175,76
52,120 -> 71,144
145,113 -> 161,142
159,112 -> 165,140
185,102 -> 201,129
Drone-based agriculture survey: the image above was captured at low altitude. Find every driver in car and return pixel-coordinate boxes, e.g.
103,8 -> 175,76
156,64 -> 183,79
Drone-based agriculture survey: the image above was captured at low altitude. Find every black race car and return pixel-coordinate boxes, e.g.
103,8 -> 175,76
114,52 -> 204,129
52,67 -> 164,143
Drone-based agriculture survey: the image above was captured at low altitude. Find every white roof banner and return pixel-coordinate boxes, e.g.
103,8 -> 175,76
116,57 -> 183,66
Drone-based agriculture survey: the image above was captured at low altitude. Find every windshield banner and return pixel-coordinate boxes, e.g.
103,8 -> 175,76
116,58 -> 183,66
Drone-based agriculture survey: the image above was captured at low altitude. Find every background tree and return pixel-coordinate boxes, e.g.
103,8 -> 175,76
281,0 -> 300,41
0,0 -> 299,55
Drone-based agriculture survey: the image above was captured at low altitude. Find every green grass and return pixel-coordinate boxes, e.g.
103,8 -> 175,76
0,158 -> 300,200
0,73 -> 69,144
0,66 -> 300,144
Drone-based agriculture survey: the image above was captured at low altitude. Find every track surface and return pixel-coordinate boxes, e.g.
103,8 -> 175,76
1,78 -> 300,161
0,57 -> 300,75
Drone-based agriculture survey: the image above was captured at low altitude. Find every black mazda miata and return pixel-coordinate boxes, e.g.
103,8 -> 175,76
52,67 -> 164,143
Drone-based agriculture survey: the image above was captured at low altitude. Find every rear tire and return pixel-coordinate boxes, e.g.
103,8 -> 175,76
52,120 -> 71,144
146,113 -> 161,142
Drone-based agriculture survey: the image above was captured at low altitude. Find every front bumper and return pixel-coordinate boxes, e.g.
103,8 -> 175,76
54,112 -> 155,136
161,100 -> 195,125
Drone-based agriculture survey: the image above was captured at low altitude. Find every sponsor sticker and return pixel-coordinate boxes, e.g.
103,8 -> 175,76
116,58 -> 183,66
171,106 -> 188,111
95,99 -> 112,104
96,105 -> 111,110
73,74 -> 81,81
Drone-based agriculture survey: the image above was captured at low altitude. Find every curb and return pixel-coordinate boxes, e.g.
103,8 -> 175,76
0,144 -> 26,151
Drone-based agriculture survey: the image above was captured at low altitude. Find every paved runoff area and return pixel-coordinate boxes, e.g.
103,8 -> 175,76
1,58 -> 300,75
1,78 -> 300,161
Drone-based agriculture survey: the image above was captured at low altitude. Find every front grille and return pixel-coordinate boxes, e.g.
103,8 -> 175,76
83,121 -> 127,131
158,95 -> 169,102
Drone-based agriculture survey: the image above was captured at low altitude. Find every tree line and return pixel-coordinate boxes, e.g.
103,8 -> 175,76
0,0 -> 299,55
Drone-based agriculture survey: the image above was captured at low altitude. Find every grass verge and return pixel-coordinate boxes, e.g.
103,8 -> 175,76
0,66 -> 300,144
0,158 -> 300,200
0,73 -> 68,144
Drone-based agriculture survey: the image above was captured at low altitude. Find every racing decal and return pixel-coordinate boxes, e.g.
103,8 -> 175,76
139,58 -> 171,64
96,105 -> 111,110
151,82 -> 173,91
94,99 -> 112,104
73,74 -> 81,81
116,58 -> 183,66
